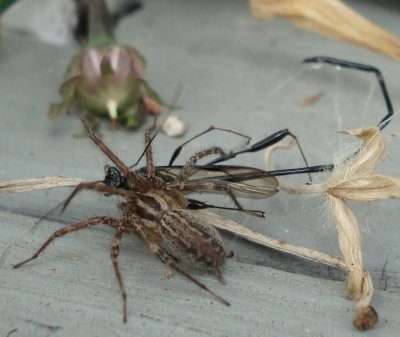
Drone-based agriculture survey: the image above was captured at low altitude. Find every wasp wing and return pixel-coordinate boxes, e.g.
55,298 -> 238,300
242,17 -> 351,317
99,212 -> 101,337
144,165 -> 279,199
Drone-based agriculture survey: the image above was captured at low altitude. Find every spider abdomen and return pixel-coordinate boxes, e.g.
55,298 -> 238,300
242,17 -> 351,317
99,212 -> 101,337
160,209 -> 226,273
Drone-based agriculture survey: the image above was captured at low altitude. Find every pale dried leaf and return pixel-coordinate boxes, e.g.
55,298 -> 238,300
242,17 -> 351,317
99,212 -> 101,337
249,0 -> 400,61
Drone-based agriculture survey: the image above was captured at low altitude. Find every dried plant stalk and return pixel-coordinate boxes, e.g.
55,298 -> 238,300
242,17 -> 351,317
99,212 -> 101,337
0,177 -> 85,193
249,0 -> 400,61
200,210 -> 347,271
0,177 -> 85,267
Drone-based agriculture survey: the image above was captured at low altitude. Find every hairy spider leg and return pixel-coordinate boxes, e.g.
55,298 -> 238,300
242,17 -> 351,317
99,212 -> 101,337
126,213 -> 231,307
169,125 -> 251,166
144,123 -> 157,179
61,181 -> 136,213
171,147 -> 265,217
14,214 -> 129,324
111,225 -> 127,323
129,84 -> 184,171
13,216 -> 119,269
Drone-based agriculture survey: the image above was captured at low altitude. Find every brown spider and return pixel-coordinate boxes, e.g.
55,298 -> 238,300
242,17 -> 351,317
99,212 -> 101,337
13,111 -> 279,323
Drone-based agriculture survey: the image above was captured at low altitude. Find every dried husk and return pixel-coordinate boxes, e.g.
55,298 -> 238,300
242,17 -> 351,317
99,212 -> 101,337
269,127 -> 399,330
328,195 -> 363,299
325,128 -> 400,201
329,174 -> 400,201
249,0 -> 400,61
283,127 -> 400,200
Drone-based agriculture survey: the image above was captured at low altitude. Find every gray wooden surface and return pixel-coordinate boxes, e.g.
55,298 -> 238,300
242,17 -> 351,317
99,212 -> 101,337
1,0 -> 400,336
1,211 -> 400,337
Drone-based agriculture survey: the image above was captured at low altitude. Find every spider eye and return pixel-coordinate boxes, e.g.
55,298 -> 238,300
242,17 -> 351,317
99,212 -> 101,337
104,166 -> 126,188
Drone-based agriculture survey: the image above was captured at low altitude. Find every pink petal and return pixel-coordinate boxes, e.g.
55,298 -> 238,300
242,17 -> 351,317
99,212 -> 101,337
108,47 -> 133,78
81,49 -> 103,82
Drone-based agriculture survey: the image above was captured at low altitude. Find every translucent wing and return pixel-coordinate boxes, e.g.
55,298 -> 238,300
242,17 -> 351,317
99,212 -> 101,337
135,165 -> 279,199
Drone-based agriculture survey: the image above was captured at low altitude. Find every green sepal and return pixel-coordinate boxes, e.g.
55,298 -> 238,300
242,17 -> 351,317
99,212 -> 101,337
59,76 -> 81,103
100,57 -> 114,77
